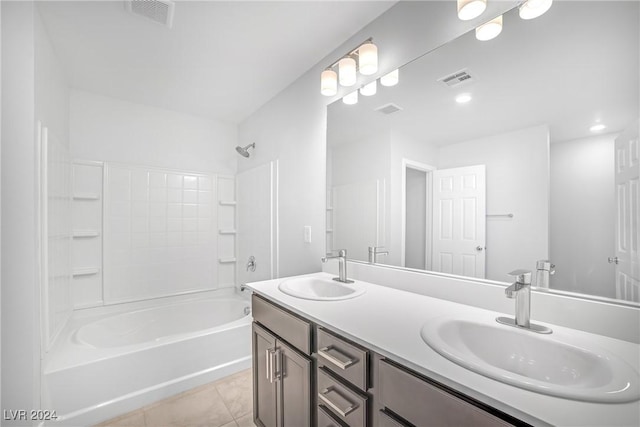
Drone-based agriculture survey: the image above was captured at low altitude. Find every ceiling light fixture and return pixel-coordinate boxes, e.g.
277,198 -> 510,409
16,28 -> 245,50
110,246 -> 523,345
360,80 -> 377,97
343,90 -> 359,105
457,0 -> 487,21
590,123 -> 606,132
456,93 -> 472,104
519,0 -> 553,20
476,15 -> 503,41
320,38 -> 378,96
380,69 -> 399,87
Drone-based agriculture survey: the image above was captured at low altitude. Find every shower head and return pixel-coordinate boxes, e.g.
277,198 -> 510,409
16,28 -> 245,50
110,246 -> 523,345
235,143 -> 255,158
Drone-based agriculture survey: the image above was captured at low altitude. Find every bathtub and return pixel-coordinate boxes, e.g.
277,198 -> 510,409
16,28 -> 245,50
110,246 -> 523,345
41,289 -> 252,426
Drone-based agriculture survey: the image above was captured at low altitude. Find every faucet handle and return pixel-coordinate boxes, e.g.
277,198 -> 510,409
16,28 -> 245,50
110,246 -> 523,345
508,269 -> 532,285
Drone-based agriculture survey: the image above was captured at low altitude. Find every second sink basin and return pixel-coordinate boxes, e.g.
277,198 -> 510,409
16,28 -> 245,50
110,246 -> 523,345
421,314 -> 640,403
278,275 -> 366,301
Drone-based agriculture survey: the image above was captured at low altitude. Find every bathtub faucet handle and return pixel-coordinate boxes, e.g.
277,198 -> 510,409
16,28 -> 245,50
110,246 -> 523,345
246,256 -> 256,272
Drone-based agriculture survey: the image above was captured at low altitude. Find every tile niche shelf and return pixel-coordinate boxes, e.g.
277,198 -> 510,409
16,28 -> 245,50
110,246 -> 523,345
217,176 -> 237,289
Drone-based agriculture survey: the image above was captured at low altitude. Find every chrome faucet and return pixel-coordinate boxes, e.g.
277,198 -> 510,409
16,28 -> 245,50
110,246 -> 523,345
534,260 -> 555,288
497,269 -> 552,334
368,246 -> 389,264
321,249 -> 354,283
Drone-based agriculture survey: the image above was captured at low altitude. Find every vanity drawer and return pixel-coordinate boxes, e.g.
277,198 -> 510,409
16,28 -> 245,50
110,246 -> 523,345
317,367 -> 368,427
317,327 -> 368,391
378,410 -> 408,427
378,359 -> 513,427
318,404 -> 349,427
251,294 -> 311,355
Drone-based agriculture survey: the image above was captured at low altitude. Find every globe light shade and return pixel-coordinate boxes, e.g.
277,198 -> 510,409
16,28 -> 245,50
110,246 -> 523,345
457,0 -> 486,21
519,0 -> 553,20
343,90 -> 358,105
358,42 -> 378,76
360,80 -> 377,97
338,57 -> 357,87
380,69 -> 399,87
476,15 -> 503,41
320,69 -> 338,96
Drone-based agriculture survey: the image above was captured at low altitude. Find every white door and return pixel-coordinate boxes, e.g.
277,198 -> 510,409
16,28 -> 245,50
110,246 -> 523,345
614,119 -> 639,302
432,165 -> 486,278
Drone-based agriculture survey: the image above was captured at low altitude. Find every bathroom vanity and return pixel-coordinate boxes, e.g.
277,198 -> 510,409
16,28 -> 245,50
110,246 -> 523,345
247,273 -> 640,427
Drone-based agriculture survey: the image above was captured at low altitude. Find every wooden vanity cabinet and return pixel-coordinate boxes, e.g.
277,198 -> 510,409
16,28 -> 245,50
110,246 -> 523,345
251,293 -> 527,427
252,295 -> 313,427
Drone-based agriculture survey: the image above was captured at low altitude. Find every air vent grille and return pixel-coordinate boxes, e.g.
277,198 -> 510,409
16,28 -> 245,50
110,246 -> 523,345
438,69 -> 475,88
375,103 -> 403,115
126,0 -> 175,28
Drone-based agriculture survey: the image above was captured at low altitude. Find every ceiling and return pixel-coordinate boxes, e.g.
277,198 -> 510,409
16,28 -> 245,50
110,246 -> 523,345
37,0 -> 396,124
328,1 -> 639,146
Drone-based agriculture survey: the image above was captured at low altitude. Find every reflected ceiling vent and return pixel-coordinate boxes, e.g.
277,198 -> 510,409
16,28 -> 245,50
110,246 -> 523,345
438,68 -> 475,88
375,103 -> 403,115
125,0 -> 175,29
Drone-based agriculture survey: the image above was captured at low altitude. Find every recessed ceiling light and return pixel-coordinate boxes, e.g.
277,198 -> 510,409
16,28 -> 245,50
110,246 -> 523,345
590,123 -> 606,132
456,93 -> 472,104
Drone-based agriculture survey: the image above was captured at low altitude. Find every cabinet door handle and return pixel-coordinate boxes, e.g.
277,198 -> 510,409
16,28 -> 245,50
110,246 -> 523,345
273,349 -> 282,381
266,348 -> 276,383
318,346 -> 356,370
318,386 -> 357,418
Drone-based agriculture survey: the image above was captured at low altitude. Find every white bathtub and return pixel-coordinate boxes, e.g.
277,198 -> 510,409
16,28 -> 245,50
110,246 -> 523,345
42,290 -> 252,426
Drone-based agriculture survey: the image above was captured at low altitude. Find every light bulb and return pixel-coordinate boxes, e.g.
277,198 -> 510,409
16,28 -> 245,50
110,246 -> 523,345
320,69 -> 337,96
519,0 -> 553,20
358,41 -> 378,76
457,0 -> 487,21
456,93 -> 472,104
338,57 -> 357,87
380,69 -> 399,87
343,90 -> 358,105
476,15 -> 503,41
360,80 -> 377,96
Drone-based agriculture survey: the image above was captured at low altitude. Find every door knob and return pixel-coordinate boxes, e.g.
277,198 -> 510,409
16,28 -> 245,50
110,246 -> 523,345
476,246 -> 485,252
608,257 -> 619,265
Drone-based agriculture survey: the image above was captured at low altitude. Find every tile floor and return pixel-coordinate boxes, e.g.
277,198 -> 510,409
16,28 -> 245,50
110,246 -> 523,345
96,368 -> 255,427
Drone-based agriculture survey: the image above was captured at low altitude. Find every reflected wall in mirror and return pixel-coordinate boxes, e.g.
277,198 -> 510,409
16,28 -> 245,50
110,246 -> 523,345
326,1 -> 639,304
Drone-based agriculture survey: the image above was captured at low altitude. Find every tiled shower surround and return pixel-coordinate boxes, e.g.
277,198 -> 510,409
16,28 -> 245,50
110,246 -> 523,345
104,164 -> 224,303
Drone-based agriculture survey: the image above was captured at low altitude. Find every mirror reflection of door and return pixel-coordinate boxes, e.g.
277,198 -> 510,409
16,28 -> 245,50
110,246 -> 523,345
404,162 -> 486,278
613,120 -> 639,302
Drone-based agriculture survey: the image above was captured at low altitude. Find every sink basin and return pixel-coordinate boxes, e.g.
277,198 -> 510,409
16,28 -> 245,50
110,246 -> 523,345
278,276 -> 366,301
421,315 -> 640,403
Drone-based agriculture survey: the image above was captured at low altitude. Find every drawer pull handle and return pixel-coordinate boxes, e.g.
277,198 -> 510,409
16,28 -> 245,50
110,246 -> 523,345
318,386 -> 358,418
318,346 -> 356,370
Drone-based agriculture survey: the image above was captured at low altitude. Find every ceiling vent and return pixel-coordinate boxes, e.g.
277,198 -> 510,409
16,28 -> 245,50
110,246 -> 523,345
375,103 -> 403,115
437,68 -> 475,88
125,0 -> 175,29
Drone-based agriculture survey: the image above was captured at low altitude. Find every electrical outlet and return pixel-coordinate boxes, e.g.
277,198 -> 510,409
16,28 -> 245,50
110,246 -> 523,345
304,226 -> 312,243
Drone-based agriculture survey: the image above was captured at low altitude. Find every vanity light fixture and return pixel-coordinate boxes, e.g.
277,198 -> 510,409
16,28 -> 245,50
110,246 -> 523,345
590,123 -> 606,132
360,80 -> 377,96
476,15 -> 503,41
320,38 -> 378,96
519,0 -> 553,20
456,93 -> 472,104
380,69 -> 399,87
457,0 -> 487,21
343,90 -> 359,105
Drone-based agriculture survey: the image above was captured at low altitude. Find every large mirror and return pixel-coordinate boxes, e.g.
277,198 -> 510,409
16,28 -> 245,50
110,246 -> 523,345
326,1 -> 639,304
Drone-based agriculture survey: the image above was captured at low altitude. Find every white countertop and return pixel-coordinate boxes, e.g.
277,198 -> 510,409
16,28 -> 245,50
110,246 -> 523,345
246,272 -> 640,427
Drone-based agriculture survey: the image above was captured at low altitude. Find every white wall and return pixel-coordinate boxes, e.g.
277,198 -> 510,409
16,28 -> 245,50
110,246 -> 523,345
550,133 -> 616,298
439,125 -> 550,281
238,1 -> 515,278
1,1 -> 41,420
70,90 -> 238,175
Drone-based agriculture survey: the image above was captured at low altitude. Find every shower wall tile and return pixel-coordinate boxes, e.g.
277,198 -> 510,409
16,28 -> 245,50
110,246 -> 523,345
104,164 -> 218,304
